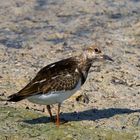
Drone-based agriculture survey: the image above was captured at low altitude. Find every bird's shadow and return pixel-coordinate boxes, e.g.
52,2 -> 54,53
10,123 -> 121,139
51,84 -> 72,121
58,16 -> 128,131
23,108 -> 140,125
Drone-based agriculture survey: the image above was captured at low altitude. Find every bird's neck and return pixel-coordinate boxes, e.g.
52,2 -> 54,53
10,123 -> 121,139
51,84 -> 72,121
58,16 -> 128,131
77,53 -> 92,69
76,54 -> 93,84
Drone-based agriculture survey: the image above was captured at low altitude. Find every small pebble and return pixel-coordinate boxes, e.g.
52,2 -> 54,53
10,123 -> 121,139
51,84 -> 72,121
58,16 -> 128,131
121,126 -> 126,129
26,106 -> 29,109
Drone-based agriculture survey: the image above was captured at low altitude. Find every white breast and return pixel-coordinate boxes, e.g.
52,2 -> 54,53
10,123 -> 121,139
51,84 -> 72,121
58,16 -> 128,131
27,79 -> 81,105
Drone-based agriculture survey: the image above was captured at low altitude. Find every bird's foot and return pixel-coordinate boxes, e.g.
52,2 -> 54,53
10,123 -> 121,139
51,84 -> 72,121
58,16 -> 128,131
54,117 -> 68,126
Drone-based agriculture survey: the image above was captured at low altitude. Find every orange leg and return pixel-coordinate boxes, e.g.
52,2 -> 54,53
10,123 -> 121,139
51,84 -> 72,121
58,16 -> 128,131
56,103 -> 61,127
46,105 -> 54,122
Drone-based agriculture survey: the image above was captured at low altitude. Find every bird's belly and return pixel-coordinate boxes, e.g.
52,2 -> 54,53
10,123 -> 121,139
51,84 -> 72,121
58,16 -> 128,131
28,90 -> 77,105
27,79 -> 81,105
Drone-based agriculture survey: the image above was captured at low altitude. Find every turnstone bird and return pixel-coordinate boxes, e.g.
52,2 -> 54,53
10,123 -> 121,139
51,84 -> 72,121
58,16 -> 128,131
7,45 -> 113,126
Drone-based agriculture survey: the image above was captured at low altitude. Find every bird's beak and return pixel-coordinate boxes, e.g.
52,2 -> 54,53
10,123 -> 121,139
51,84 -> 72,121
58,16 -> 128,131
101,54 -> 114,62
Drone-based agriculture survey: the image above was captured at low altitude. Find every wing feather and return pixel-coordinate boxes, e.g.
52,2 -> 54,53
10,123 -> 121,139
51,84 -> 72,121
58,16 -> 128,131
8,57 -> 80,101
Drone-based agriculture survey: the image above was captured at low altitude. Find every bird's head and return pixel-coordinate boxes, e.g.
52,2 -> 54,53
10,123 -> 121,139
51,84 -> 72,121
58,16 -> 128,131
84,45 -> 113,62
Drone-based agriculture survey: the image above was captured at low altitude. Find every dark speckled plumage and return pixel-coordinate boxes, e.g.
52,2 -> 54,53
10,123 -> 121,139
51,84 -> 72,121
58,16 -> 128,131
8,57 -> 91,101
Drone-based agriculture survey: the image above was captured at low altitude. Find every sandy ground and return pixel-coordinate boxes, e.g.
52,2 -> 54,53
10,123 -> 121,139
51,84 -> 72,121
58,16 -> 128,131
0,0 -> 140,139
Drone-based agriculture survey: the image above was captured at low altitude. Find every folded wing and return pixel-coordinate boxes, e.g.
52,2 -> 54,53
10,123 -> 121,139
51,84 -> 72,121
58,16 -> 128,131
8,57 -> 80,102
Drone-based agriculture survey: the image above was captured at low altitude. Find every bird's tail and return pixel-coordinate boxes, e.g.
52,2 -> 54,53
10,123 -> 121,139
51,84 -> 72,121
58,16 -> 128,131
0,93 -> 24,102
7,93 -> 24,102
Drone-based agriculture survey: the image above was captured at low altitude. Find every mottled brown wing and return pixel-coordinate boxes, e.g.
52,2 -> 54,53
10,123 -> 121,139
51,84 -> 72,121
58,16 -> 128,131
8,57 -> 80,101
42,71 -> 80,93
